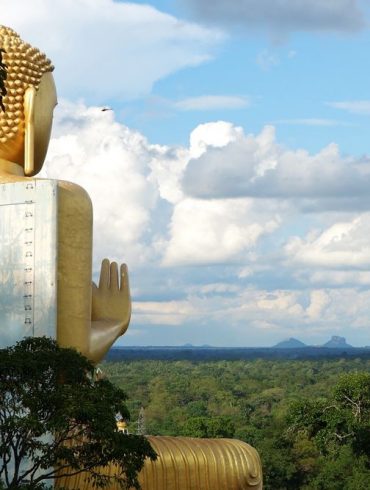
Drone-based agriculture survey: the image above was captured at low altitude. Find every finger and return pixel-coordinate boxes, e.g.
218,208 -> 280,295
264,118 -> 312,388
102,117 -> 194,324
99,258 -> 110,290
110,261 -> 119,290
120,263 -> 129,292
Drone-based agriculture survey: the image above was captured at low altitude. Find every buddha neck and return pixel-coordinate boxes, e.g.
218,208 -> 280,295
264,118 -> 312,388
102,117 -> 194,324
0,158 -> 25,177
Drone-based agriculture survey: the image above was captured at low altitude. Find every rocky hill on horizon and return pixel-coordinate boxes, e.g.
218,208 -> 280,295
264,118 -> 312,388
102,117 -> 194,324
273,338 -> 307,349
323,336 -> 353,349
273,335 -> 354,349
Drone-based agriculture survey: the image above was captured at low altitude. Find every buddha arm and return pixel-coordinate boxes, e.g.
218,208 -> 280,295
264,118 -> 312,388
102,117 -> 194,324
57,181 -> 131,364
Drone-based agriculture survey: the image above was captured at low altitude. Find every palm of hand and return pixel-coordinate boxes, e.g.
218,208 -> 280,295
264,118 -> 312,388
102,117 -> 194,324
92,259 -> 131,335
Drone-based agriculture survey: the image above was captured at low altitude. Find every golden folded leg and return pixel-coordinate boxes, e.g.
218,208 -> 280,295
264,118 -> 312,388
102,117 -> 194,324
56,436 -> 262,490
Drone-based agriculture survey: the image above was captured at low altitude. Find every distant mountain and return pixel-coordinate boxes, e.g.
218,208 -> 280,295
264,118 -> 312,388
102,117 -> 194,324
323,336 -> 353,349
273,338 -> 307,349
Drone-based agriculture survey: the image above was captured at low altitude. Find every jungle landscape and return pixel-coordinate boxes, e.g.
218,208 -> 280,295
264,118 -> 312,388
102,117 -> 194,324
3,1 -> 370,489
103,349 -> 370,489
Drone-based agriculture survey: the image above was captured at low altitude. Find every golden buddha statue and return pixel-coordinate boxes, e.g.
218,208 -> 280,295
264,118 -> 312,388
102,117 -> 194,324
0,26 -> 262,489
0,26 -> 131,364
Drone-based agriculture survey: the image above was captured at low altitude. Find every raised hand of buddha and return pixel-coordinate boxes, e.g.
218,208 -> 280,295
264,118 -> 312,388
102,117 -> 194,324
90,259 -> 131,362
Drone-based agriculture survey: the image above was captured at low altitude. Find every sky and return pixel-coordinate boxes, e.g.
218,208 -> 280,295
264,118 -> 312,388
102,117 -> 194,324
2,0 -> 370,347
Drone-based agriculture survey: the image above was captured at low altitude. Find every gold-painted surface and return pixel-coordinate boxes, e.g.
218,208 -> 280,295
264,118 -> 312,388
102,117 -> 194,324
140,436 -> 262,490
0,26 -> 131,363
0,26 -> 53,173
56,436 -> 263,490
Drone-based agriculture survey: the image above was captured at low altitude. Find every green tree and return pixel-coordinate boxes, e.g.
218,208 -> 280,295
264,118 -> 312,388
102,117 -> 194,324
181,416 -> 235,438
286,372 -> 370,488
288,372 -> 370,456
0,337 -> 156,490
102,358 -> 370,489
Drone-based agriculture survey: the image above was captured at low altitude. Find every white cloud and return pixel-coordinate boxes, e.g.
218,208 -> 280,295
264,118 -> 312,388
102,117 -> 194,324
180,0 -> 365,36
44,102 -> 280,271
309,270 -> 370,286
131,284 -> 370,344
251,290 -> 303,316
148,145 -> 189,204
182,123 -> 370,204
133,288 -> 305,332
328,100 -> 370,115
285,214 -> 370,268
132,285 -> 370,345
133,300 -> 199,326
43,104 -> 284,270
306,290 -> 330,320
1,0 -> 224,101
153,120 -> 370,266
189,121 -> 244,158
162,197 -> 280,266
174,95 -> 250,111
303,288 -> 370,331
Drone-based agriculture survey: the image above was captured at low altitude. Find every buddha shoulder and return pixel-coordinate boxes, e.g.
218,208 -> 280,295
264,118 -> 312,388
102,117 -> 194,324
56,179 -> 92,215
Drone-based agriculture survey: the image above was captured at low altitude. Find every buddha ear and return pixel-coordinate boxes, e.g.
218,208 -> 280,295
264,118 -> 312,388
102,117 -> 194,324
24,86 -> 36,176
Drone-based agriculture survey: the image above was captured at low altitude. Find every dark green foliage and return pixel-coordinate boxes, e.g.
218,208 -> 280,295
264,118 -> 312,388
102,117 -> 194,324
0,337 -> 156,489
103,357 -> 370,489
295,447 -> 370,490
287,371 -> 370,488
181,416 -> 235,438
334,372 -> 370,419
0,49 -> 7,112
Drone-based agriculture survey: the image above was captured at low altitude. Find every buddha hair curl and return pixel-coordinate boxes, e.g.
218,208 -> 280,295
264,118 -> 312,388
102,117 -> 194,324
0,26 -> 54,144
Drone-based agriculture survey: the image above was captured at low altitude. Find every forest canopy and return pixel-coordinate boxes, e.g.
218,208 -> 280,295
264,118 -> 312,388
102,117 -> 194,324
103,357 -> 370,489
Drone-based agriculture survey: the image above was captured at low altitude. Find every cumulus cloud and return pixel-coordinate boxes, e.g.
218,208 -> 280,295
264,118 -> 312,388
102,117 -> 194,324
182,123 -> 370,206
162,197 -> 280,266
188,121 -> 244,158
45,103 -> 370,275
286,214 -> 370,268
306,290 -> 330,320
148,145 -> 189,205
1,0 -> 223,101
43,103 -> 283,271
179,0 -> 365,36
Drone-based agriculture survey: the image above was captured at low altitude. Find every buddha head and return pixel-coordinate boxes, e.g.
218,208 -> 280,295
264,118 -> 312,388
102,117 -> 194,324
0,26 -> 56,176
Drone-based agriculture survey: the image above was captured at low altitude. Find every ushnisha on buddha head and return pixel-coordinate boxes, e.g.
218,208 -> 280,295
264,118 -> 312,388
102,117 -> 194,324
0,26 -> 57,176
